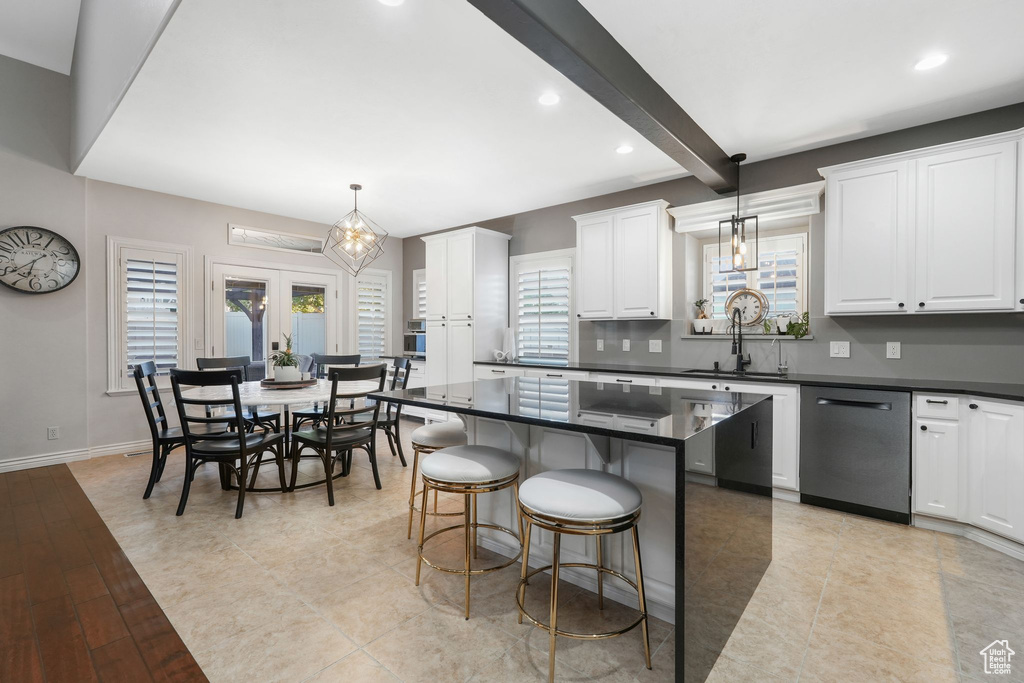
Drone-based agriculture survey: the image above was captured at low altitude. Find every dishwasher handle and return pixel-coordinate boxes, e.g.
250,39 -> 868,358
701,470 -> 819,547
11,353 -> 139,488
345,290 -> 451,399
816,397 -> 892,411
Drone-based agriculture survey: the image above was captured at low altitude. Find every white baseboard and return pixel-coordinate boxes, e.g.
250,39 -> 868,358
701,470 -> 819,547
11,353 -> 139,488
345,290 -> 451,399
0,439 -> 153,473
772,487 -> 800,502
913,514 -> 1024,562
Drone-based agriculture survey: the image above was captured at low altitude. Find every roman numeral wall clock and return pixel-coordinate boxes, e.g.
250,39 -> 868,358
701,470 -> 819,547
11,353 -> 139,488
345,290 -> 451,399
0,226 -> 81,294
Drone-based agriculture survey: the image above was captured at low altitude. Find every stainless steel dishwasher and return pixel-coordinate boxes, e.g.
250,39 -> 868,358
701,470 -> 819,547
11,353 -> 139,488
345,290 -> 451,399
799,386 -> 912,524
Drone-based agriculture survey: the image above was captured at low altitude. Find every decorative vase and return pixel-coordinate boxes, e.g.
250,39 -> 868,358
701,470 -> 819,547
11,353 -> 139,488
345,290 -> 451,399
693,319 -> 714,335
274,365 -> 301,382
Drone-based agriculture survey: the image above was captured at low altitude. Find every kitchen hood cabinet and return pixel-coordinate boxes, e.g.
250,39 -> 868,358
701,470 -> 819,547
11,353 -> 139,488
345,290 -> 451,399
821,132 -> 1021,316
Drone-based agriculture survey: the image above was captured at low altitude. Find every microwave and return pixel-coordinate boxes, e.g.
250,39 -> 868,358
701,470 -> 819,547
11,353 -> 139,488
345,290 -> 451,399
404,332 -> 426,354
407,319 -> 426,333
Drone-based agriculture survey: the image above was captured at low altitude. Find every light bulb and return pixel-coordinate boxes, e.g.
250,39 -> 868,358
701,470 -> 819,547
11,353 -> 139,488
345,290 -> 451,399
356,243 -> 363,252
739,241 -> 747,255
734,253 -> 743,267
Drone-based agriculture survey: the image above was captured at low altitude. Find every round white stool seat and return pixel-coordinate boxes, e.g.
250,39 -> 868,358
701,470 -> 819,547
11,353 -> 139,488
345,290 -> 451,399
411,421 -> 468,449
519,469 -> 642,522
420,446 -> 520,484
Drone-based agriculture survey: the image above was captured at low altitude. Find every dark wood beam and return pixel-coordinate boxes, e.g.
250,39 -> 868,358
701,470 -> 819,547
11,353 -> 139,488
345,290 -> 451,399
467,0 -> 738,193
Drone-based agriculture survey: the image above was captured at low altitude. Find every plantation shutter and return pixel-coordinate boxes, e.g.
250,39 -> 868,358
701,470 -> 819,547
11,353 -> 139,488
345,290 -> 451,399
123,252 -> 182,380
515,257 -> 571,366
413,269 -> 427,319
517,377 -> 571,422
356,273 -> 388,359
704,234 -> 806,320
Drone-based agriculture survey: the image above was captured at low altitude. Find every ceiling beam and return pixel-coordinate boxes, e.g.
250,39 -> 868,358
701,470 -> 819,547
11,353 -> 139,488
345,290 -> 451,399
467,0 -> 737,193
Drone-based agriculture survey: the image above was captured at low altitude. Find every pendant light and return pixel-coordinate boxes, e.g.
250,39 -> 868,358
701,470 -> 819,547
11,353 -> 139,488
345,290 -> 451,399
718,154 -> 758,273
322,184 -> 389,277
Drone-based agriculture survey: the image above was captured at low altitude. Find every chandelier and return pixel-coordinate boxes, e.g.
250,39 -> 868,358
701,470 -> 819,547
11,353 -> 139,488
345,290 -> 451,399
323,184 -> 389,277
718,154 -> 758,273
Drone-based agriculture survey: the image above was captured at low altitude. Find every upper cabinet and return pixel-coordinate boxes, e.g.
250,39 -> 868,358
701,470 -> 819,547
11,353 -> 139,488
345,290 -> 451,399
573,200 -> 672,320
821,131 -> 1021,316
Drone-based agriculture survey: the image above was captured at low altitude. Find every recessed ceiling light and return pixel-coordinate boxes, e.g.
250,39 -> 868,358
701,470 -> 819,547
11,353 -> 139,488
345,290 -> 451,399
538,92 -> 560,106
378,0 -> 405,6
616,145 -> 634,154
914,53 -> 948,71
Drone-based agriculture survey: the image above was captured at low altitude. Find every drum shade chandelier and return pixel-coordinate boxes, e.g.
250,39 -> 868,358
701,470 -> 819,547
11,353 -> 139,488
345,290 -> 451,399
718,154 -> 758,273
323,184 -> 389,276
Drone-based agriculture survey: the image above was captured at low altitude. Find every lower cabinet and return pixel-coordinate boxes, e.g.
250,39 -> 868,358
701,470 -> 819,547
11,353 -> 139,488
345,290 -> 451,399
913,417 -> 959,519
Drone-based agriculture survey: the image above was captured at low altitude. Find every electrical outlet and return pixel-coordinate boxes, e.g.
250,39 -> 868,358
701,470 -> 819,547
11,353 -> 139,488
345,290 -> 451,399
596,339 -> 604,352
886,341 -> 901,359
622,339 -> 630,352
649,339 -> 662,353
829,341 -> 851,358
47,426 -> 60,441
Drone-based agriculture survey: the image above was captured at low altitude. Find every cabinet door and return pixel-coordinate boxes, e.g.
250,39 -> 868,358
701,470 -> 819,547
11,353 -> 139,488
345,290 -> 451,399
914,418 -> 960,520
967,399 -> 1024,542
915,141 -> 1017,312
576,215 -> 614,319
613,205 -> 660,318
424,239 -> 447,320
425,321 -> 447,398
475,365 -> 525,380
729,382 -> 800,491
446,321 -> 475,402
824,161 -> 911,314
446,232 -> 475,320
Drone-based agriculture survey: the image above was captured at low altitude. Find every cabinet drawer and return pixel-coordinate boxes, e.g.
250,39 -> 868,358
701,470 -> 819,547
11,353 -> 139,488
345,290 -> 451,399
474,366 -> 525,380
915,394 -> 959,420
592,374 -> 657,387
523,369 -> 590,381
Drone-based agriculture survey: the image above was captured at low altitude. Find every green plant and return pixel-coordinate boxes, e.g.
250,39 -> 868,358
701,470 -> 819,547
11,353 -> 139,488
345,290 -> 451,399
785,312 -> 810,339
763,319 -> 772,335
270,333 -> 299,367
693,298 -> 710,319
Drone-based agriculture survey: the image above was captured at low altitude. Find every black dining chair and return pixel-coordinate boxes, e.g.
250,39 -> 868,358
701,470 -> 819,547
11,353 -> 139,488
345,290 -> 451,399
375,357 -> 412,467
196,356 -> 281,433
291,353 -> 361,431
133,361 -> 187,499
288,364 -> 388,505
170,368 -> 288,518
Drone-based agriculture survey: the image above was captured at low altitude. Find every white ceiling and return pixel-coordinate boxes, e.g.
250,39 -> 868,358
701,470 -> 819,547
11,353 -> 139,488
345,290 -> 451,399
581,0 -> 1024,161
75,0 -> 682,238
0,0 -> 81,74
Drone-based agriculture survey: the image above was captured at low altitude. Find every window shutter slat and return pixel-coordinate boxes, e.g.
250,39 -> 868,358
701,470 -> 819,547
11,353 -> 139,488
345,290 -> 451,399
515,262 -> 571,366
356,274 -> 388,359
124,257 -> 180,377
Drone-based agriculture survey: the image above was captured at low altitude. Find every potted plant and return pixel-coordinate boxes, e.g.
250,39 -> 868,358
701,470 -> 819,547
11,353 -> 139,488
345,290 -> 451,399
692,299 -> 714,335
783,312 -> 810,339
270,333 -> 301,381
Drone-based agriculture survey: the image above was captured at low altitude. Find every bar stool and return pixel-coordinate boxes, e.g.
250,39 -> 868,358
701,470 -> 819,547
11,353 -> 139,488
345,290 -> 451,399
516,469 -> 651,682
407,421 -> 468,538
414,445 -> 523,619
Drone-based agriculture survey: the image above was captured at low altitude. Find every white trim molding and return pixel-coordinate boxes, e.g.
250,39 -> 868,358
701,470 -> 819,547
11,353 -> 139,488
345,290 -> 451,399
669,181 -> 824,234
0,439 -> 153,473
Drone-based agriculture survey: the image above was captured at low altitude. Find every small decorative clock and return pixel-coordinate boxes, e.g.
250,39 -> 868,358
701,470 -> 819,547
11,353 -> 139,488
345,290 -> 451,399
725,288 -> 769,326
0,226 -> 81,294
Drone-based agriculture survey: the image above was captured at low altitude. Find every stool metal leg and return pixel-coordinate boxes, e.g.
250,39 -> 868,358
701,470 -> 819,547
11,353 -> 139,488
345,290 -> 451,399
471,495 -> 478,560
631,526 -> 652,670
464,493 -> 472,619
517,518 -> 532,625
407,446 -> 421,539
596,535 -> 604,610
415,482 -> 430,586
548,533 -> 561,683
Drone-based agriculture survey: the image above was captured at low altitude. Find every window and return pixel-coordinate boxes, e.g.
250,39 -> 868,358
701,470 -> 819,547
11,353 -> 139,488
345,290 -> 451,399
107,237 -> 192,393
703,233 -> 807,320
355,270 -> 390,359
511,250 -> 573,366
412,268 -> 427,319
517,377 -> 571,422
227,223 -> 325,255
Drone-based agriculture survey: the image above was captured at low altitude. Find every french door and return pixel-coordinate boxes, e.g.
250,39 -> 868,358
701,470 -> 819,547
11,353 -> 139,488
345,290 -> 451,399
209,263 -> 342,363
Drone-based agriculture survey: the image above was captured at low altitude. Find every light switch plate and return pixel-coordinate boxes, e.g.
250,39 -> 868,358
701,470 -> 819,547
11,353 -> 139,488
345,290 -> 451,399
596,339 -> 604,352
649,339 -> 662,353
830,341 -> 851,358
194,338 -> 204,350
622,339 -> 631,352
886,341 -> 901,359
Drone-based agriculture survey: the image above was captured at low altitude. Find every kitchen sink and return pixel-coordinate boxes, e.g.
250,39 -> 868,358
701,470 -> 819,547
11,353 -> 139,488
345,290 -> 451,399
679,369 -> 788,378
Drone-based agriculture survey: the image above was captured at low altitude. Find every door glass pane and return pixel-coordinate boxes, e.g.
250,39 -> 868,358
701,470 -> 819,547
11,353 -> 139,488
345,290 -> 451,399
291,283 -> 326,356
224,278 -> 268,360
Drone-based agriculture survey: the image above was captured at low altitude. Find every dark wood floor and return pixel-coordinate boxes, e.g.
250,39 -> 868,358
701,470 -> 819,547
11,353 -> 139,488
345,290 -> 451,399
0,464 -> 206,683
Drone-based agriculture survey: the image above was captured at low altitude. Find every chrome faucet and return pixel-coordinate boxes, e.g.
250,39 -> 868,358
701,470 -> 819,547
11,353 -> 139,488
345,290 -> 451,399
731,307 -> 751,373
771,337 -> 789,375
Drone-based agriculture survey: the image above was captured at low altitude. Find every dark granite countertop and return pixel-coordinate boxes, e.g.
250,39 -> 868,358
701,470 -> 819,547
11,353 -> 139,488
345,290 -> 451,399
473,360 -> 1024,403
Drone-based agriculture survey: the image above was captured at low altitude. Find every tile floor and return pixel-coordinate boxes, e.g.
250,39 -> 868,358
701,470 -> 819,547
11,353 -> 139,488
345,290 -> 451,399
69,421 -> 1024,682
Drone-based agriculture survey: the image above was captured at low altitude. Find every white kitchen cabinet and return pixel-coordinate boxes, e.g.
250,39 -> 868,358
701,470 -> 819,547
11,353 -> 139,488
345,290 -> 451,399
914,417 -> 960,520
523,368 -> 590,381
475,365 -> 526,380
1017,138 -> 1024,312
445,232 -> 475,320
573,200 -> 672,320
823,160 -> 911,314
446,321 -> 475,403
914,141 -> 1017,312
966,398 -> 1024,543
406,359 -> 426,388
425,321 -> 447,399
424,238 -> 447,321
592,373 -> 657,387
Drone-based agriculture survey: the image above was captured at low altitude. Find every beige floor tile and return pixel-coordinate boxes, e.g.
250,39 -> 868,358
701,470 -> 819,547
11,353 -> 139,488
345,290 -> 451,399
304,650 -> 400,683
364,606 -> 521,683
706,653 -> 782,682
950,614 -> 1024,683
718,608 -> 809,681
469,641 -> 587,682
800,624 -> 958,683
828,546 -> 945,609
316,568 -> 436,646
939,534 -> 1024,594
269,542 -> 387,604
837,516 -> 940,570
134,544 -> 266,608
943,574 -> 1024,634
194,606 -> 356,683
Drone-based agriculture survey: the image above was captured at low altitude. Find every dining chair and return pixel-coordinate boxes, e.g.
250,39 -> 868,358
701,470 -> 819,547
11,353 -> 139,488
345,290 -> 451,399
196,356 -> 282,433
291,353 -> 361,431
375,357 -> 411,467
288,363 -> 388,506
133,361 -> 187,499
170,368 -> 287,518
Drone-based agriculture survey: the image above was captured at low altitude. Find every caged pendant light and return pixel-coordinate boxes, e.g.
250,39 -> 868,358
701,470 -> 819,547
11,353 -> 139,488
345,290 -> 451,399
718,154 -> 758,273
323,184 -> 389,277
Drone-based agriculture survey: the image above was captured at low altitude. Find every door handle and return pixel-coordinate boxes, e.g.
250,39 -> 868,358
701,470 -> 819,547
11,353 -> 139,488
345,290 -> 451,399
546,373 -> 563,378
920,425 -> 928,431
816,397 -> 892,410
491,369 -> 505,374
925,399 -> 948,405
615,378 -> 633,383
751,420 -> 759,448
969,403 -> 979,410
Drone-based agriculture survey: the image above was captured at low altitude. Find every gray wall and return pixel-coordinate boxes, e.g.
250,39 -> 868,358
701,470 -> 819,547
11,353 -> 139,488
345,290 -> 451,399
404,101 -> 1024,383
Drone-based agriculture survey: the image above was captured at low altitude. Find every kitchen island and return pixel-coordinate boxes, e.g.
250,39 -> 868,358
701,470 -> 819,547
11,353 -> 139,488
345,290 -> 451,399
371,376 -> 774,682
